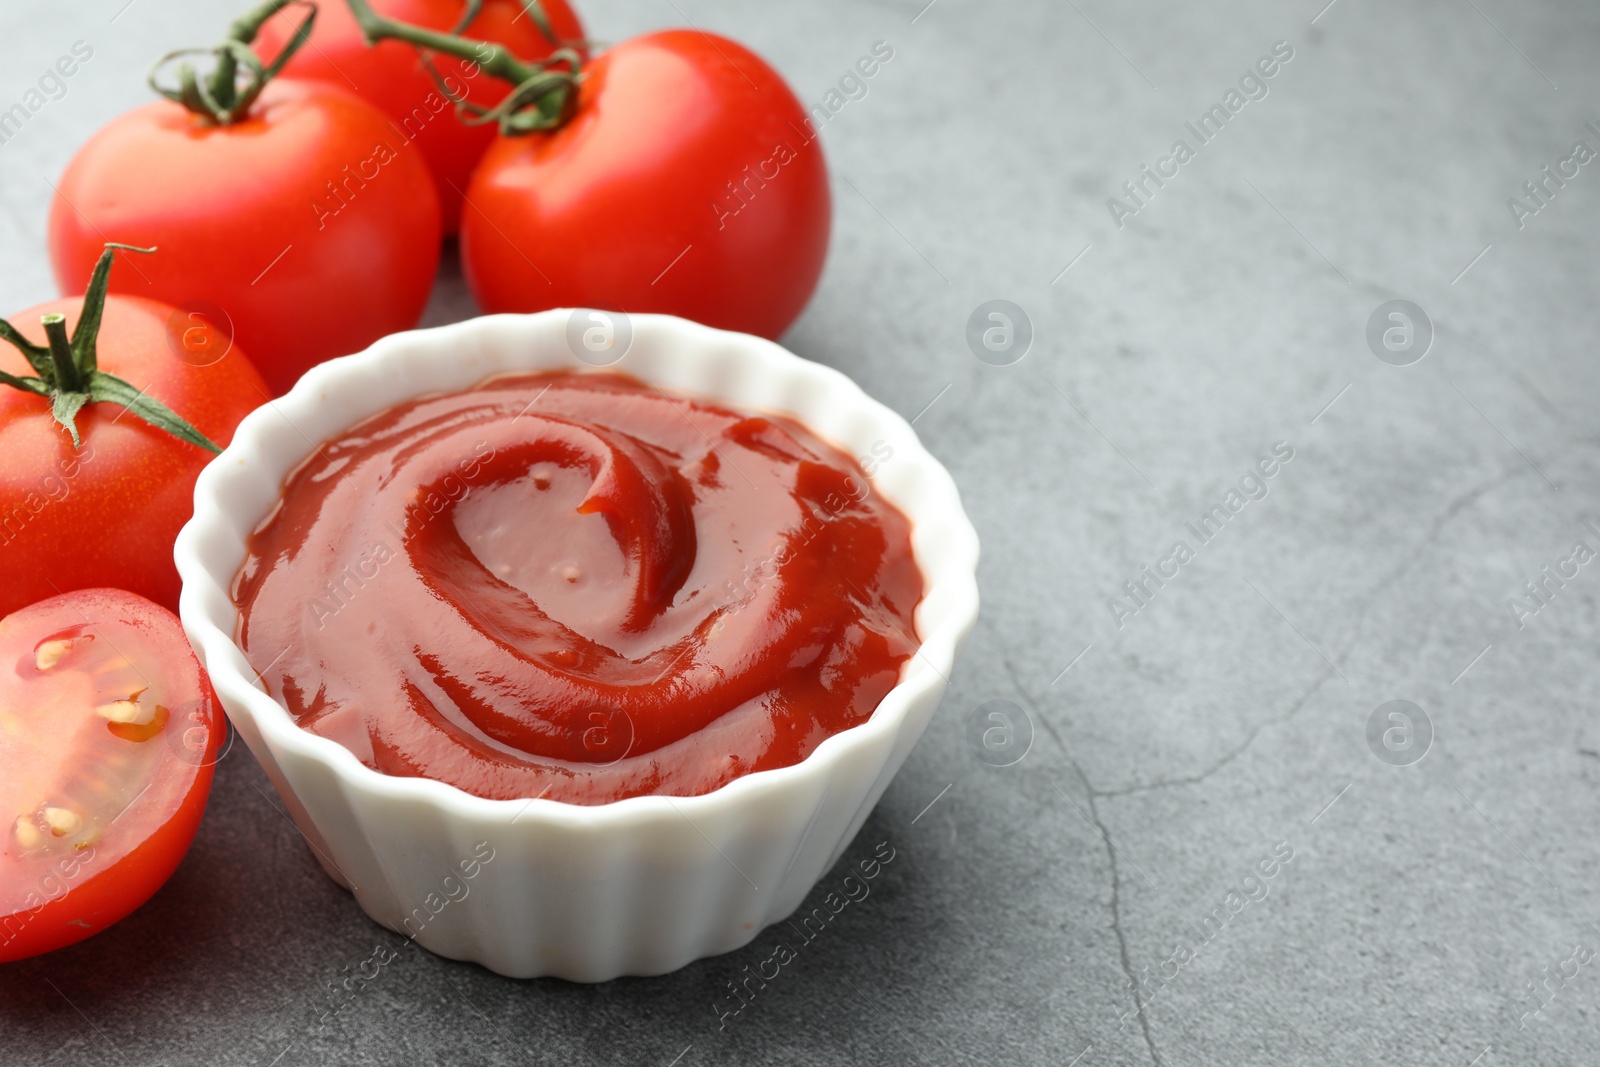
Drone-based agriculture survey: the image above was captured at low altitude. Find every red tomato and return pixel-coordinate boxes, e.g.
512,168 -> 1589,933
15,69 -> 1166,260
0,589 -> 221,963
0,289 -> 264,617
48,79 -> 441,395
461,30 -> 832,340
257,0 -> 585,235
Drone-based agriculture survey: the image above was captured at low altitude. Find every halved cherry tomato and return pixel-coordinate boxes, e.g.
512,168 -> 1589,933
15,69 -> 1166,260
461,30 -> 832,339
257,0 -> 585,234
0,589 -> 221,963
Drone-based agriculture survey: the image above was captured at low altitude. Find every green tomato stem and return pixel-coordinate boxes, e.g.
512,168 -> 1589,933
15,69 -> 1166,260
149,0 -> 318,125
227,0 -> 308,43
343,0 -> 540,82
0,245 -> 220,453
41,315 -> 81,394
341,0 -> 582,134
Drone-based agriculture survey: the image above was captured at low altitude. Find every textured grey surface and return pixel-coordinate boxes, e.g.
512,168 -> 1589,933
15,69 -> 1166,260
3,0 -> 1600,1064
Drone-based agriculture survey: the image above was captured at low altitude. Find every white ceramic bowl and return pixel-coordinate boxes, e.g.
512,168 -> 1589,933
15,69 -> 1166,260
175,311 -> 979,980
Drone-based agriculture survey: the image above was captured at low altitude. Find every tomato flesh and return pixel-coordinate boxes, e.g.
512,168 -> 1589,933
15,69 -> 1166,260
0,589 -> 218,963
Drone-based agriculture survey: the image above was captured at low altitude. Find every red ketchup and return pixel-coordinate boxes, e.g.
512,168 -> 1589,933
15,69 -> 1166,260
233,372 -> 922,803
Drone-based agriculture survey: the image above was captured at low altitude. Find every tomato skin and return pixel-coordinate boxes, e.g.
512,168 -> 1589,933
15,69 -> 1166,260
461,30 -> 832,340
0,589 -> 219,963
0,294 -> 264,618
1,792 -> 209,964
257,0 -> 586,235
48,79 -> 441,395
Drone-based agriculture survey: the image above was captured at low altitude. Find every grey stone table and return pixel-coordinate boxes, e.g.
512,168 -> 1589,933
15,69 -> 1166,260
3,0 -> 1598,1063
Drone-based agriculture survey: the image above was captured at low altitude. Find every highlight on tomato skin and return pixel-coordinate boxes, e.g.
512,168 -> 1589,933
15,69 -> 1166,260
0,589 -> 221,964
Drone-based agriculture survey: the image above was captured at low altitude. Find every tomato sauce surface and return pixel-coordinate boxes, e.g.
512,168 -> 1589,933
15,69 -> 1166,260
233,372 -> 922,803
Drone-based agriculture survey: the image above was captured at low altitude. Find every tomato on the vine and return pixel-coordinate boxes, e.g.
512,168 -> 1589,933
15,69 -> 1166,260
461,30 -> 832,340
0,588 -> 222,963
257,0 -> 585,235
341,2 -> 833,340
48,4 -> 441,395
0,245 -> 264,618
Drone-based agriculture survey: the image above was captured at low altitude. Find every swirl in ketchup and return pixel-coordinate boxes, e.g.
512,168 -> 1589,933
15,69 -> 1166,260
233,372 -> 922,804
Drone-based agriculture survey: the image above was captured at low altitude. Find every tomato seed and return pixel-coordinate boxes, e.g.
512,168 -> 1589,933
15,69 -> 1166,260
33,638 -> 73,671
106,704 -> 170,743
96,698 -> 147,724
13,816 -> 42,850
43,807 -> 81,836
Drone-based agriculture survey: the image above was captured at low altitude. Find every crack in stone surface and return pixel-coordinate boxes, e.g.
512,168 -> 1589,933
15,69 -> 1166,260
1070,757 -> 1164,1067
990,467 -> 1528,1066
1004,652 -> 1160,1065
1001,650 -> 1068,754
1094,663 -> 1337,799
1328,466 -> 1523,664
1050,466 -> 1522,798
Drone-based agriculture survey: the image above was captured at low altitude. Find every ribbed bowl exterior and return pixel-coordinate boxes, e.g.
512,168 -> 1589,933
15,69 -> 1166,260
175,312 -> 980,980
